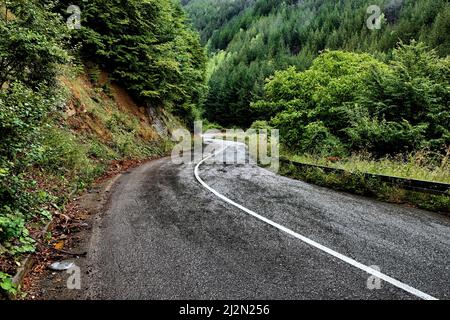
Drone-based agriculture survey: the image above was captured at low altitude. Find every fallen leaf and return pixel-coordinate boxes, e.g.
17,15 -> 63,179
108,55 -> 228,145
54,241 -> 65,250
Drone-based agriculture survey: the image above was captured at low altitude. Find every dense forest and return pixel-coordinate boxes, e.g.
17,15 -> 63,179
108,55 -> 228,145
183,0 -> 449,158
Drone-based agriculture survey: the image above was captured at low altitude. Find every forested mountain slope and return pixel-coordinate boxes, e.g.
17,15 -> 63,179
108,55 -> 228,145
182,0 -> 256,44
183,0 -> 450,128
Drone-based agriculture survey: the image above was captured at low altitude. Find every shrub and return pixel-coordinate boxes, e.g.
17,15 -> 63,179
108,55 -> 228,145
345,117 -> 428,156
362,41 -> 450,153
250,120 -> 272,133
38,126 -> 92,178
0,83 -> 60,259
0,83 -> 55,161
0,272 -> 16,296
255,42 -> 449,158
0,0 -> 69,266
300,122 -> 346,157
0,0 -> 69,90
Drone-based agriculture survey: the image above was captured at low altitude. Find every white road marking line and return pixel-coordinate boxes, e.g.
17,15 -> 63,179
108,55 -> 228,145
194,146 -> 438,301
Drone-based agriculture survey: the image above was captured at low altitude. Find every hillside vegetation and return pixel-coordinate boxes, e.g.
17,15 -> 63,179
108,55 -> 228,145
0,0 -> 205,296
255,45 -> 449,158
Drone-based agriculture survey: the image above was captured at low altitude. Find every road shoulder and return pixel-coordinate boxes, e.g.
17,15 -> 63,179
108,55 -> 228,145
21,158 -> 157,300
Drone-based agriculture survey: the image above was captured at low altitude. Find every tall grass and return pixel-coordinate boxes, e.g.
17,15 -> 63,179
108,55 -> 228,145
287,150 -> 450,184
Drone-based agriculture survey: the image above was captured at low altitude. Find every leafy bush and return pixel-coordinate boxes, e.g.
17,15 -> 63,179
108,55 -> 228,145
299,122 -> 346,157
0,82 -> 63,161
361,41 -> 450,153
255,43 -> 449,158
271,110 -> 307,150
250,120 -> 272,133
0,83 -> 60,259
346,118 -> 428,156
0,1 -> 69,279
0,0 -> 69,90
0,271 -> 16,296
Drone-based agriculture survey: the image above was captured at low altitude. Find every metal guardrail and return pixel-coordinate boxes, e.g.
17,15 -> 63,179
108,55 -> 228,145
279,157 -> 450,196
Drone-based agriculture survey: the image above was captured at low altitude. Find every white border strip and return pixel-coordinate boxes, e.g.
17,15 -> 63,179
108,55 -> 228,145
194,146 -> 438,301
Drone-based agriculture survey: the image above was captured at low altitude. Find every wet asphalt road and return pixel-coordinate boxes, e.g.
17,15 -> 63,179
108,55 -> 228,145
84,139 -> 450,300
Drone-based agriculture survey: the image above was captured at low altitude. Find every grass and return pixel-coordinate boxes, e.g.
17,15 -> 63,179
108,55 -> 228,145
281,151 -> 450,213
286,151 -> 450,184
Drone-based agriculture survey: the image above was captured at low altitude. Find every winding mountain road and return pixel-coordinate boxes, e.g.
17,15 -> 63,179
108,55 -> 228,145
82,138 -> 450,300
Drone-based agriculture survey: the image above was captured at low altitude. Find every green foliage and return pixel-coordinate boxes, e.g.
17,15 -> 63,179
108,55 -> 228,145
0,271 -> 16,296
0,212 -> 35,255
280,160 -> 450,213
86,63 -> 102,86
0,83 -> 56,161
260,50 -> 386,155
87,138 -> 119,161
360,41 -> 450,153
0,0 -> 206,297
38,125 -> 97,181
299,122 -> 346,157
255,43 -> 449,157
345,117 -> 428,155
0,162 -> 44,257
54,0 -> 207,125
250,120 -> 271,131
182,0 -> 254,45
288,151 -> 450,184
0,0 -> 69,267
0,0 -> 69,89
202,120 -> 223,132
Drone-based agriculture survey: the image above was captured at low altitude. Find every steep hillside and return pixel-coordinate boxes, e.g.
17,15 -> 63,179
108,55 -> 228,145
54,0 -> 207,125
182,0 -> 255,44
49,66 -> 180,189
